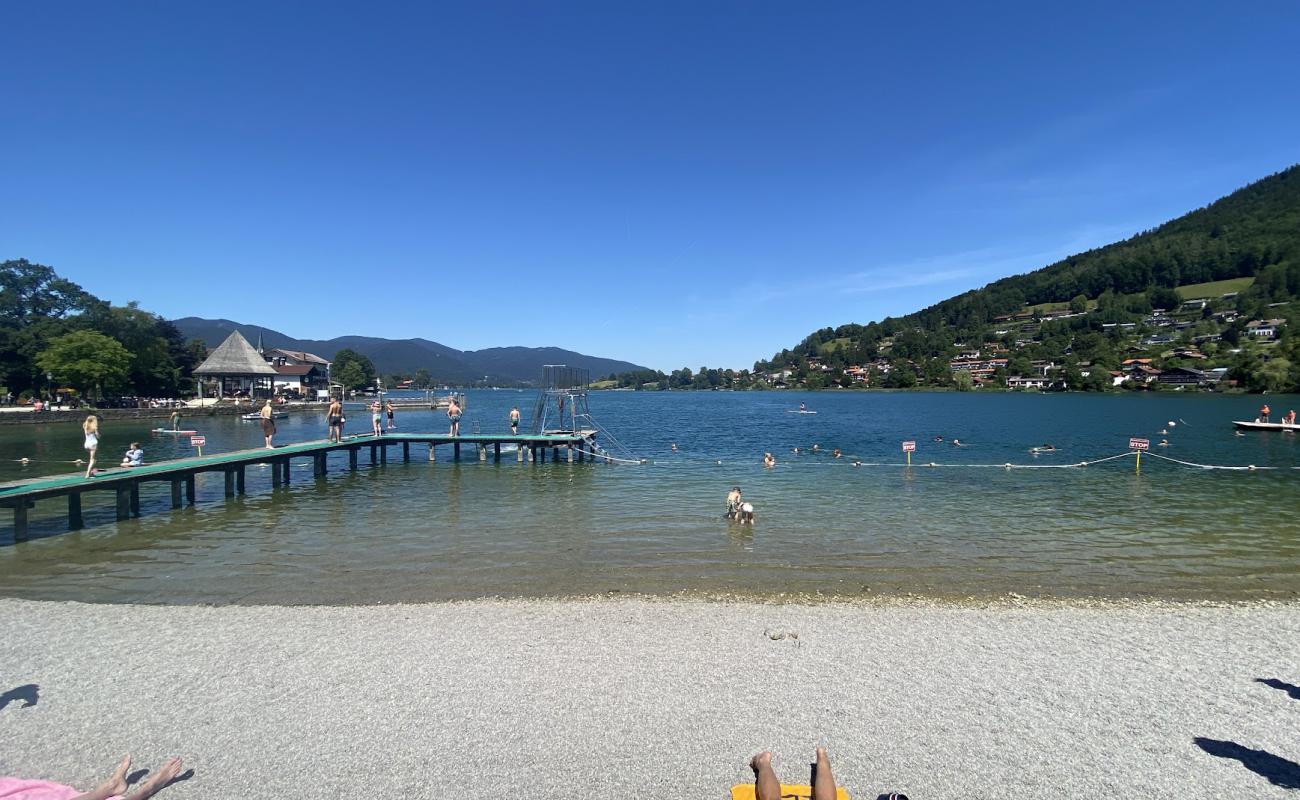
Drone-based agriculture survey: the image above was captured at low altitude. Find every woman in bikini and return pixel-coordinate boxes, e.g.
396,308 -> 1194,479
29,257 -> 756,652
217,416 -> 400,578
82,414 -> 100,477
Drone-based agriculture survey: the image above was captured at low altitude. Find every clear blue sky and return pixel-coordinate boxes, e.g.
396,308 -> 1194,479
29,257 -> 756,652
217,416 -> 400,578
3,2 -> 1298,371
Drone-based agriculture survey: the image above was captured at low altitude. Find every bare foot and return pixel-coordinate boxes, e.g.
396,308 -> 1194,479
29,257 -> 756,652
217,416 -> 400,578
100,754 -> 131,796
132,757 -> 183,799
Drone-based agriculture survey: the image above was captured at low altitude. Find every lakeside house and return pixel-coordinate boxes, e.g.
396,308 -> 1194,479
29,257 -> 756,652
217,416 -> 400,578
1006,375 -> 1051,389
262,347 -> 332,396
948,357 -> 1009,379
1246,319 -> 1286,338
1157,367 -> 1210,386
193,331 -> 280,399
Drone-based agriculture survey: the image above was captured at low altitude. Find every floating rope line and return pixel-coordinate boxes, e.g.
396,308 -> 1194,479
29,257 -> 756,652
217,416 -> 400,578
570,447 -> 648,466
1143,451 -> 1278,471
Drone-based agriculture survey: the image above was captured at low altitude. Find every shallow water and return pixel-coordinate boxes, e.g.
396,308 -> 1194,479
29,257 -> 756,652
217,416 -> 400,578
1,390 -> 1298,604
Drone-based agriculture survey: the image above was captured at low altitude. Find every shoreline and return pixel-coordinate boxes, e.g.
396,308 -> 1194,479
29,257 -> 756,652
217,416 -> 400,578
4,595 -> 1298,798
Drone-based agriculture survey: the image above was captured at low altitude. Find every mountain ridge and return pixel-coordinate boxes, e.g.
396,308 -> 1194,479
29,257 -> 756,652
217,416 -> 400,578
172,317 -> 647,385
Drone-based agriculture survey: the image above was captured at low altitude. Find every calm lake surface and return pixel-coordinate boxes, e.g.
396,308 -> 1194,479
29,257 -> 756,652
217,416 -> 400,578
1,390 -> 1298,604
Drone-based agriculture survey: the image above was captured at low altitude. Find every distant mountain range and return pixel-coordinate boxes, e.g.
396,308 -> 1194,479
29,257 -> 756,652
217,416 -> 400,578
172,318 -> 648,385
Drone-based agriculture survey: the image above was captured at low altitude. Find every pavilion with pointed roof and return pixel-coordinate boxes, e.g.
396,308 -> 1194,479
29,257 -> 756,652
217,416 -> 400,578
193,330 -> 280,398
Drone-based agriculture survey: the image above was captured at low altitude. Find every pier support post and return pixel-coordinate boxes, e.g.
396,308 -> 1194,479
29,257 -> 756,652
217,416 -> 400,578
281,460 -> 291,485
428,444 -> 436,462
403,442 -> 410,462
224,470 -> 235,498
14,504 -> 29,541
69,492 -> 84,529
170,480 -> 182,508
517,446 -> 524,463
185,474 -> 196,504
370,445 -> 377,465
236,467 -> 246,495
314,454 -> 326,477
454,442 -> 461,461
494,443 -> 501,461
479,445 -> 487,462
349,448 -> 358,471
567,445 -> 574,463
552,447 -> 560,462
129,482 -> 141,516
530,446 -> 538,463
271,462 -> 283,487
116,488 -> 131,521
380,444 -> 387,465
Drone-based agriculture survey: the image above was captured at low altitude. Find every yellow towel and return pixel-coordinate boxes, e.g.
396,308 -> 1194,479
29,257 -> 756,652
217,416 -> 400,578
730,784 -> 849,800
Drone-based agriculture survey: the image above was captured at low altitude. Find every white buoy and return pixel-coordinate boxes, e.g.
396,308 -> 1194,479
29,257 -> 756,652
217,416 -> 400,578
1168,421 -> 1177,427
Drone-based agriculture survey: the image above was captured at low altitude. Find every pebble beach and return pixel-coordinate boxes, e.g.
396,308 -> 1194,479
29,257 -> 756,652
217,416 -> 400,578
3,596 -> 1299,798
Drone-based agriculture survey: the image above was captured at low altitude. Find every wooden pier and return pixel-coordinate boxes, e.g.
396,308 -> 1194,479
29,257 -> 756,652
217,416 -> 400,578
0,431 -> 600,542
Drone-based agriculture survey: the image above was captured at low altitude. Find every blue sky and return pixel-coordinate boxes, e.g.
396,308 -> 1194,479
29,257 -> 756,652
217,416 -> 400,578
3,2 -> 1298,371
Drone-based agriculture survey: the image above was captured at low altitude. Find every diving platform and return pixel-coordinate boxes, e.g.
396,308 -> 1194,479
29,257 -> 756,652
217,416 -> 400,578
0,431 -> 600,542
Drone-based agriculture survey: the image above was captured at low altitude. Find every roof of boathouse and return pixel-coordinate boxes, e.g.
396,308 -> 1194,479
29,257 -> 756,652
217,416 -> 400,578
194,331 -> 279,376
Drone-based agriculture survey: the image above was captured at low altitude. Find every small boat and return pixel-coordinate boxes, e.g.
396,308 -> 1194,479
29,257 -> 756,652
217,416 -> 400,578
785,409 -> 818,415
151,428 -> 199,434
1232,420 -> 1300,432
242,411 -> 288,421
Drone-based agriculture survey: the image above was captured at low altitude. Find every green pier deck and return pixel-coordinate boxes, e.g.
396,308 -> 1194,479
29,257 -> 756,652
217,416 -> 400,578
0,431 -> 600,542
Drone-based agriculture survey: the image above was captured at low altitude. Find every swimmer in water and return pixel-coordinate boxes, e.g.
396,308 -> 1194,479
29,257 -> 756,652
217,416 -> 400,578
951,438 -> 964,447
725,486 -> 742,520
811,444 -> 820,453
934,435 -> 944,442
739,501 -> 755,525
763,452 -> 775,468
832,448 -> 841,458
671,442 -> 678,452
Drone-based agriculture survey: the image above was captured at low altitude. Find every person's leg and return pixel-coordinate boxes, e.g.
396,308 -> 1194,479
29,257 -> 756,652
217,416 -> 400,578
71,754 -> 131,800
812,747 -> 836,800
85,447 -> 97,477
750,752 -> 781,800
127,757 -> 183,800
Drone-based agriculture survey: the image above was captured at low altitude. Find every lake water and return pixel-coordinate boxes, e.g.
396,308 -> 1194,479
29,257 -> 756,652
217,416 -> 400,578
1,390 -> 1298,604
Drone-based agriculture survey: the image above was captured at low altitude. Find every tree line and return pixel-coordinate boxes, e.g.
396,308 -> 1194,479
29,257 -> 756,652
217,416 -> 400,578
1,259 -> 207,403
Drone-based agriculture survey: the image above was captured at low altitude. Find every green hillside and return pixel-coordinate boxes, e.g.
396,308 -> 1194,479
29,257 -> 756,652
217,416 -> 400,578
750,164 -> 1300,392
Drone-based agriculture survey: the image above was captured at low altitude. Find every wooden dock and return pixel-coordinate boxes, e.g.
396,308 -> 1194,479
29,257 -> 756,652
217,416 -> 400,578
0,431 -> 600,542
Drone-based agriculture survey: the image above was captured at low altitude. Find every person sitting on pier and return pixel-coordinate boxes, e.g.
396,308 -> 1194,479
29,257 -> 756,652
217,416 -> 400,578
447,398 -> 462,437
1284,409 -> 1297,426
0,753 -> 186,800
120,443 -> 144,468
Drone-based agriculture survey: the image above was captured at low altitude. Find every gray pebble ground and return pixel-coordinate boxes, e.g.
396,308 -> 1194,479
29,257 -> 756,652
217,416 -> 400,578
2,597 -> 1299,799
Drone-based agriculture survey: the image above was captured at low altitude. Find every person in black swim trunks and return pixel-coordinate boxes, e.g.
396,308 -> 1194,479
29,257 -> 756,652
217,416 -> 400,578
447,398 -> 462,436
327,397 -> 344,443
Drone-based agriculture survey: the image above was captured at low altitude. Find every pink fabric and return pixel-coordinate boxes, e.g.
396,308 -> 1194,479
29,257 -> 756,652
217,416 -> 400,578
0,777 -> 121,800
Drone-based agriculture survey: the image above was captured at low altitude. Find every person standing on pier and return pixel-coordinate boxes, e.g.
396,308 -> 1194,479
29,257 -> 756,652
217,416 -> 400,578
385,399 -> 396,430
82,414 -> 100,477
260,399 -> 276,448
509,406 -> 520,434
370,399 -> 383,436
447,397 -> 462,437
327,397 -> 344,442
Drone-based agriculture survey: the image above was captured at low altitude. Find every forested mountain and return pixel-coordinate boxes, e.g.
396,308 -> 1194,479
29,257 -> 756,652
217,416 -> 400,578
172,317 -> 647,385
748,164 -> 1300,392
602,165 -> 1300,392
